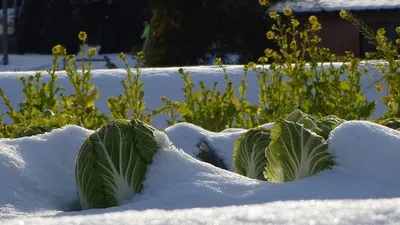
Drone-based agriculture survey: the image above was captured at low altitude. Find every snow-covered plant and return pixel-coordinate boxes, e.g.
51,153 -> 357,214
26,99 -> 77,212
75,118 -> 163,210
233,127 -> 271,180
316,115 -> 346,139
264,119 -> 335,183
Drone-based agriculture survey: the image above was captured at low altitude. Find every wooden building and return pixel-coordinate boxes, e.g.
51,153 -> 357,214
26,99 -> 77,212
270,0 -> 400,57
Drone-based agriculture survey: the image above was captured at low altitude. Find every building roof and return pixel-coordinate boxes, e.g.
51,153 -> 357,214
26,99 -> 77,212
270,0 -> 400,12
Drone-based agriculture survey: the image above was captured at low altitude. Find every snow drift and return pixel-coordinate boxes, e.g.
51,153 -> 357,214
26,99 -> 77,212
0,120 -> 399,224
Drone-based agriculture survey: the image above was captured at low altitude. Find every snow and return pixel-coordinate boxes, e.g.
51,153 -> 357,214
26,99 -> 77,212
0,120 -> 400,224
0,60 -> 400,224
271,0 -> 400,12
0,53 -> 137,72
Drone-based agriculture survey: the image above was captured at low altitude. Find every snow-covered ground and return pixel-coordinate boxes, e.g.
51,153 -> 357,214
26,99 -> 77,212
0,53 -> 137,72
0,61 -> 399,224
0,119 -> 399,224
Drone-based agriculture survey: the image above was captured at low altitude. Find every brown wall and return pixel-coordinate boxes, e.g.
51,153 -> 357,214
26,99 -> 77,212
318,14 -> 361,57
294,9 -> 400,58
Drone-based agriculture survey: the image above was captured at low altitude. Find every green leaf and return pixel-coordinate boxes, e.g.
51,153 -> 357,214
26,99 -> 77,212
285,109 -> 322,134
264,119 -> 335,183
75,119 -> 162,210
340,80 -> 351,91
315,115 -> 346,139
233,127 -> 271,180
177,103 -> 193,116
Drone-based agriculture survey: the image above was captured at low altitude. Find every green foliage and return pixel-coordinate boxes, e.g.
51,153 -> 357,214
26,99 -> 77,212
264,119 -> 335,183
315,115 -> 346,139
158,62 -> 262,131
233,127 -> 271,180
376,117 -> 400,130
107,52 -> 151,123
340,10 -> 400,118
249,11 -> 375,123
75,118 -> 162,210
60,39 -> 109,130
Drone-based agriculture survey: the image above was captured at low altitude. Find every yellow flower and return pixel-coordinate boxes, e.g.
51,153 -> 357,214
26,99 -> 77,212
118,52 -> 126,61
396,38 -> 400,44
291,19 -> 300,27
51,44 -> 66,56
396,26 -> 400,34
88,48 -> 97,57
66,54 -> 76,62
137,51 -> 145,61
339,10 -> 347,19
259,0 -> 268,6
269,12 -> 279,19
308,15 -> 318,25
213,57 -> 222,65
283,8 -> 292,16
264,48 -> 273,57
78,31 -> 87,42
52,45 -> 61,55
266,31 -> 275,40
258,57 -> 269,63
376,84 -> 382,93
312,22 -> 322,30
247,61 -> 256,69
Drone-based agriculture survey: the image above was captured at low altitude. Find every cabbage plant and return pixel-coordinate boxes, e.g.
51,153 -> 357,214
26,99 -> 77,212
264,119 -> 335,183
233,127 -> 271,180
285,109 -> 322,134
316,115 -> 346,139
75,119 -> 163,210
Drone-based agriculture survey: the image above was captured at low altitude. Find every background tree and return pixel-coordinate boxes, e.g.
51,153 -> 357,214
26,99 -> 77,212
17,0 -> 150,54
145,0 -> 271,67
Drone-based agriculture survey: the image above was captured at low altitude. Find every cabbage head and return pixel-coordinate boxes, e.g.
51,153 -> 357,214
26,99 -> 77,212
264,119 -> 335,183
75,119 -> 162,210
233,127 -> 271,180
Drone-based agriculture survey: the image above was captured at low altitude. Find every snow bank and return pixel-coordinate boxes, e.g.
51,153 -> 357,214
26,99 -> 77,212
0,121 -> 399,224
328,121 -> 400,187
0,126 -> 93,218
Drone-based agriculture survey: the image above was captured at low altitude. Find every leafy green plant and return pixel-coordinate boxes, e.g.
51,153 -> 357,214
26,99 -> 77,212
158,64 -> 256,131
249,7 -> 374,122
75,118 -> 165,210
107,52 -> 151,123
264,119 -> 335,183
233,127 -> 271,180
315,115 -> 346,139
340,10 -> 400,118
60,32 -> 109,130
376,117 -> 400,130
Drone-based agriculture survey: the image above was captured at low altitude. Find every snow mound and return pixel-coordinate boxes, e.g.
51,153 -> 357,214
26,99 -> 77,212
0,126 -> 93,218
0,121 -> 400,224
328,121 -> 400,187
